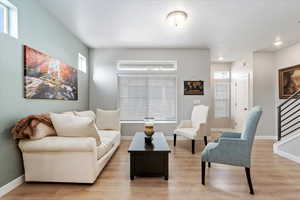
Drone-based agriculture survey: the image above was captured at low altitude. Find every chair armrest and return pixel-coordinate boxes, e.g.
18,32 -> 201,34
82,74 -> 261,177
220,132 -> 241,138
176,120 -> 192,129
217,138 -> 249,156
202,138 -> 251,167
19,137 -> 97,153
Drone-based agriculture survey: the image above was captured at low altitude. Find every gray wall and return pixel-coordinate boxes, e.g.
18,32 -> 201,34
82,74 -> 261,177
253,52 -> 276,136
89,48 -> 211,136
252,43 -> 300,137
0,0 -> 89,187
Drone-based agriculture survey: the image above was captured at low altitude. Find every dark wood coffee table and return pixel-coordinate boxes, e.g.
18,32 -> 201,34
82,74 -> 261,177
128,132 -> 171,180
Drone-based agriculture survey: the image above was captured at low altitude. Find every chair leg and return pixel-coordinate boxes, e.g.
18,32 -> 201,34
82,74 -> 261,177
245,167 -> 254,195
201,161 -> 206,185
203,136 -> 210,167
204,136 -> 208,146
192,140 -> 195,154
174,134 -> 177,146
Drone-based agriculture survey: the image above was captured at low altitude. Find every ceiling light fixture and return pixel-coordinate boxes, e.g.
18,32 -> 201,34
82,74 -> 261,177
218,56 -> 224,61
166,10 -> 188,28
274,40 -> 283,47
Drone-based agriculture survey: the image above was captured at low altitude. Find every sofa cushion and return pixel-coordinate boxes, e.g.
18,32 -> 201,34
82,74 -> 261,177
98,130 -> 120,145
50,113 -> 101,145
30,123 -> 57,140
19,137 -> 96,152
96,130 -> 120,159
96,109 -> 120,130
74,110 -> 96,121
96,137 -> 114,160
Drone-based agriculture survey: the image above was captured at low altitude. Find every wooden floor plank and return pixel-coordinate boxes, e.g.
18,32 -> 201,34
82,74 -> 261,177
1,139 -> 299,200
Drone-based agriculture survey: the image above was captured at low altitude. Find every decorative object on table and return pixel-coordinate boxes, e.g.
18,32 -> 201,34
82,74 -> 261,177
184,80 -> 204,95
144,117 -> 155,144
279,65 -> 300,99
24,45 -> 78,100
174,105 -> 209,154
201,106 -> 263,195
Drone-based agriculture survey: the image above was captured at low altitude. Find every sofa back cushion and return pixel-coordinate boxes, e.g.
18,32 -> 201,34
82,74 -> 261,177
74,110 -> 96,121
96,109 -> 120,130
50,113 -> 101,145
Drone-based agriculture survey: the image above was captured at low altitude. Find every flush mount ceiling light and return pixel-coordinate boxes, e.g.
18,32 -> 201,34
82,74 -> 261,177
218,56 -> 224,61
166,10 -> 188,28
274,39 -> 283,47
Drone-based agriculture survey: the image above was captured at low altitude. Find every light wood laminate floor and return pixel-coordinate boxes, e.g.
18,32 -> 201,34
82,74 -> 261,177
1,140 -> 300,200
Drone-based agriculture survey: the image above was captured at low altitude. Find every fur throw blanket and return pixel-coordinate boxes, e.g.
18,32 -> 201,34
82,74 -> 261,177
11,114 -> 54,139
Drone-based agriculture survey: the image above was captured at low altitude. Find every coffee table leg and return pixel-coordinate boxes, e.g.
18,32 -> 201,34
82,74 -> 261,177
130,153 -> 134,180
164,153 -> 169,180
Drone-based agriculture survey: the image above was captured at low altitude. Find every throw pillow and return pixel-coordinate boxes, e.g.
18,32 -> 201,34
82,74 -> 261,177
96,109 -> 120,130
74,110 -> 96,121
30,123 -> 57,140
50,113 -> 101,145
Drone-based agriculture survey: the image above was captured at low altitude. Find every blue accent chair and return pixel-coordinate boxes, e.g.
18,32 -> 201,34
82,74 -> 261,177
201,106 -> 263,195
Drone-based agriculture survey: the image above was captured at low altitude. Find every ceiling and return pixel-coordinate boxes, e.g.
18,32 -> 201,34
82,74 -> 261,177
38,0 -> 300,61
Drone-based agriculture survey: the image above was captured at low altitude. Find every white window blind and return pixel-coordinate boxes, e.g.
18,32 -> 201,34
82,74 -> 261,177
118,75 -> 177,122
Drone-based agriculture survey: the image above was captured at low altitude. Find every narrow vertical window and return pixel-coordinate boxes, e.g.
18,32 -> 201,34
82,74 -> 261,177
0,3 -> 8,33
213,69 -> 231,118
0,0 -> 18,38
78,53 -> 87,73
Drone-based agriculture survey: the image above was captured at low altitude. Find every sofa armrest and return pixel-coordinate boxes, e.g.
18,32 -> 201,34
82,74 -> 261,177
176,120 -> 192,129
19,137 -> 97,153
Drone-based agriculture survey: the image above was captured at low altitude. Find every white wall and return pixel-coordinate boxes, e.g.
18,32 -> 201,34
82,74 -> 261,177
89,48 -> 211,136
253,52 -> 276,136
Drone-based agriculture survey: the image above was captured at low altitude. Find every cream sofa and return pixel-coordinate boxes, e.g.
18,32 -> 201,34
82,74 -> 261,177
18,111 -> 121,184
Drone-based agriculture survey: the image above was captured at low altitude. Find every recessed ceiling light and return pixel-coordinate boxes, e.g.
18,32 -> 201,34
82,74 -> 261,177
166,10 -> 188,28
274,40 -> 283,47
218,56 -> 224,61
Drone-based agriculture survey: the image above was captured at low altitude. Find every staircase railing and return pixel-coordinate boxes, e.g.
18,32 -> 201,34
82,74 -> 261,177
277,89 -> 300,141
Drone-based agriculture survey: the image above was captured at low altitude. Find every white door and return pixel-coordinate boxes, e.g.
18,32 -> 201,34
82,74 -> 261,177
232,69 -> 250,131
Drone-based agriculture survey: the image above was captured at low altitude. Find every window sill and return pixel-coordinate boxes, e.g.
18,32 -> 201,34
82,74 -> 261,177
121,121 -> 177,124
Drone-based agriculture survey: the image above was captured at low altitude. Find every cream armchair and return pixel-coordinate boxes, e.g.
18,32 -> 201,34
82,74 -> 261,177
174,105 -> 209,154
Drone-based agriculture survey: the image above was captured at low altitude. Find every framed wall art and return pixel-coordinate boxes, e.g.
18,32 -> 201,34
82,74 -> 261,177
184,80 -> 204,95
24,45 -> 78,100
279,65 -> 300,99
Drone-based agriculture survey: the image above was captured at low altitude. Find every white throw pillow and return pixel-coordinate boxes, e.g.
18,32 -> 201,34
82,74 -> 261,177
50,113 -> 101,145
30,123 -> 57,140
74,110 -> 96,121
96,109 -> 120,130
62,111 -> 75,116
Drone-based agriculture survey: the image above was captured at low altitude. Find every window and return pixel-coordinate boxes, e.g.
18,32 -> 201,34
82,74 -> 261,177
117,60 -> 177,122
0,3 -> 8,33
0,0 -> 18,38
213,69 -> 231,118
78,53 -> 87,73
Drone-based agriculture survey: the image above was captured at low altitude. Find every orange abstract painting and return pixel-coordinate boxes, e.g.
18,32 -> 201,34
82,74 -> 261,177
24,45 -> 78,100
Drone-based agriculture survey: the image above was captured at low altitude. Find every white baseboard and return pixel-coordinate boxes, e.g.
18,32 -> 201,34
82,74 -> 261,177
275,149 -> 300,164
0,175 -> 24,198
122,135 -> 276,140
255,135 -> 277,140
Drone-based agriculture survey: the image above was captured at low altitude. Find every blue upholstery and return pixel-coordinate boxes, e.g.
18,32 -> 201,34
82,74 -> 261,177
201,106 -> 262,168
